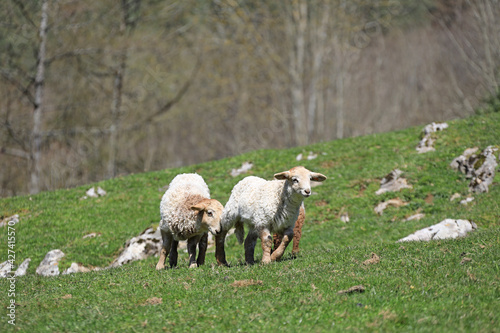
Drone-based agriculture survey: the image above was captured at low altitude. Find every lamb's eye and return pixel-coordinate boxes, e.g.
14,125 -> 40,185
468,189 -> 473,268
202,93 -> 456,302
292,178 -> 299,184
207,211 -> 213,217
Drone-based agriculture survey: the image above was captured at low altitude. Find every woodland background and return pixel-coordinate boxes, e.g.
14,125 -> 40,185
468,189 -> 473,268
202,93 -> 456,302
0,0 -> 499,197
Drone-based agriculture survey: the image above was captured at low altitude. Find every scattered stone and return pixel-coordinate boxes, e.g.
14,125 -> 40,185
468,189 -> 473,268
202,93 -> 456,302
376,169 -> 412,195
82,186 -> 107,199
83,232 -> 100,239
337,285 -> 366,295
451,146 -> 498,193
230,161 -> 253,177
460,197 -> 474,205
296,152 -> 318,161
14,258 -> 31,277
0,214 -> 19,228
403,213 -> 425,222
416,122 -> 448,153
109,227 -> 162,268
0,261 -> 12,278
62,262 -> 92,275
397,219 -> 477,242
374,198 -> 408,215
36,249 -> 65,277
362,252 -> 380,266
230,279 -> 263,287
469,146 -> 498,193
450,147 -> 480,176
340,212 -> 350,223
450,193 -> 461,201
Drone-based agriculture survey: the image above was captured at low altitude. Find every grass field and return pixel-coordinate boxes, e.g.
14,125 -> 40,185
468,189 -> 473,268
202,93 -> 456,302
1,111 -> 499,332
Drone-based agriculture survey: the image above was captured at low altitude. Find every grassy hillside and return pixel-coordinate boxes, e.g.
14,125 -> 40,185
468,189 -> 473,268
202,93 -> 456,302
1,112 -> 499,332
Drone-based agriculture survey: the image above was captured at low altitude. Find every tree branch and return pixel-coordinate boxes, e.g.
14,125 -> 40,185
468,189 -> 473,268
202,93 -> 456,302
0,146 -> 30,159
124,55 -> 203,132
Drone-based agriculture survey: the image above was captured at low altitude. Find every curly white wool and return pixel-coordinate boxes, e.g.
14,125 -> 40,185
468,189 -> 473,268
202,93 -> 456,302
159,173 -> 210,240
221,176 -> 302,239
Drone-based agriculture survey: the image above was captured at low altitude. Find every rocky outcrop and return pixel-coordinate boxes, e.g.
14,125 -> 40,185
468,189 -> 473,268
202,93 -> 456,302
397,219 -> 477,242
416,122 -> 448,153
376,169 -> 412,195
109,227 -> 162,268
451,146 -> 498,193
36,249 -> 65,276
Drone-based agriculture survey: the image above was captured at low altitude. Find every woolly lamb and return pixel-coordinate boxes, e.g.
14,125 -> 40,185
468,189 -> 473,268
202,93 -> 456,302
215,166 -> 326,265
156,173 -> 223,270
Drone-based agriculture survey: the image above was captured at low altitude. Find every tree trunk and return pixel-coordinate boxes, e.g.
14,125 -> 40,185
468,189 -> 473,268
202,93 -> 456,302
288,0 -> 308,146
108,50 -> 127,179
30,0 -> 48,194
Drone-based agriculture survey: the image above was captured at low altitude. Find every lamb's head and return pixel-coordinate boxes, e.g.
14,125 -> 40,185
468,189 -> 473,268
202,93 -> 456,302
191,199 -> 224,235
274,166 -> 327,198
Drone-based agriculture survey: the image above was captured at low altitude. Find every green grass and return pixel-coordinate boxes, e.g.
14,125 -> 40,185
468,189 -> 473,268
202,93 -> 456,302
1,112 -> 499,332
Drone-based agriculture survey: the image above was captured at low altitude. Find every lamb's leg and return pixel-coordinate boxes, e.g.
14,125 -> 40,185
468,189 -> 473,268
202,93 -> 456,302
260,229 -> 273,264
197,233 -> 208,266
187,235 -> 201,268
215,230 -> 229,266
244,228 -> 259,265
169,239 -> 179,268
156,230 -> 173,270
272,234 -> 282,254
292,206 -> 305,255
270,226 -> 294,261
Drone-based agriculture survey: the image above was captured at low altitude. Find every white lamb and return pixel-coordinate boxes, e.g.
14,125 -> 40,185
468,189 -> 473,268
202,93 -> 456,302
156,173 -> 224,270
215,166 -> 326,265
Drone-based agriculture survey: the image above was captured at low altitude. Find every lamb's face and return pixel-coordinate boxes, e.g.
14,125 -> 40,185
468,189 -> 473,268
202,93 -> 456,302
190,199 -> 224,235
274,166 -> 327,198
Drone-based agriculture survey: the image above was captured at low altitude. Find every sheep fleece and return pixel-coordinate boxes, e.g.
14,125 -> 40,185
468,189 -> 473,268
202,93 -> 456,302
159,173 -> 211,240
222,176 -> 301,234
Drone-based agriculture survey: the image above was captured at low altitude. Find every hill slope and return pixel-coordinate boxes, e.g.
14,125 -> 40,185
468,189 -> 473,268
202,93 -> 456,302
0,112 -> 499,332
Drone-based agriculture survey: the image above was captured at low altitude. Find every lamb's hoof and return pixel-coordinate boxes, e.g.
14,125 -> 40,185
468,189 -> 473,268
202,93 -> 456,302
156,263 -> 165,270
189,263 -> 198,268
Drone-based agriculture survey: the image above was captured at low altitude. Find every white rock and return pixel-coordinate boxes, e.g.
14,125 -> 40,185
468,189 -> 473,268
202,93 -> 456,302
397,219 -> 477,242
109,227 -> 162,268
403,213 -> 425,222
62,262 -> 92,275
230,161 -> 253,177
0,261 -> 12,278
416,122 -> 448,153
86,187 -> 98,198
36,249 -> 65,276
460,197 -> 474,205
340,212 -> 350,223
307,152 -> 318,160
374,198 -> 408,215
376,169 -> 412,195
0,214 -> 19,228
14,258 -> 31,277
423,122 -> 448,135
296,153 -> 303,161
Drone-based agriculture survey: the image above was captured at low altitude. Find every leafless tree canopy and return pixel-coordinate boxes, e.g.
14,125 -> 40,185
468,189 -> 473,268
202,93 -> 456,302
1,0 -> 499,197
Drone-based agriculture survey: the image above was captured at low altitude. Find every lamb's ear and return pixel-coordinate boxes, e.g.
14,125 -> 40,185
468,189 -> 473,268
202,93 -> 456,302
190,202 -> 207,212
274,171 -> 291,180
310,172 -> 327,182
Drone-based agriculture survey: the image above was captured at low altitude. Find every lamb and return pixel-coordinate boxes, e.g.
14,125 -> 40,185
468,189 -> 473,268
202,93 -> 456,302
156,173 -> 224,270
215,166 -> 326,265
